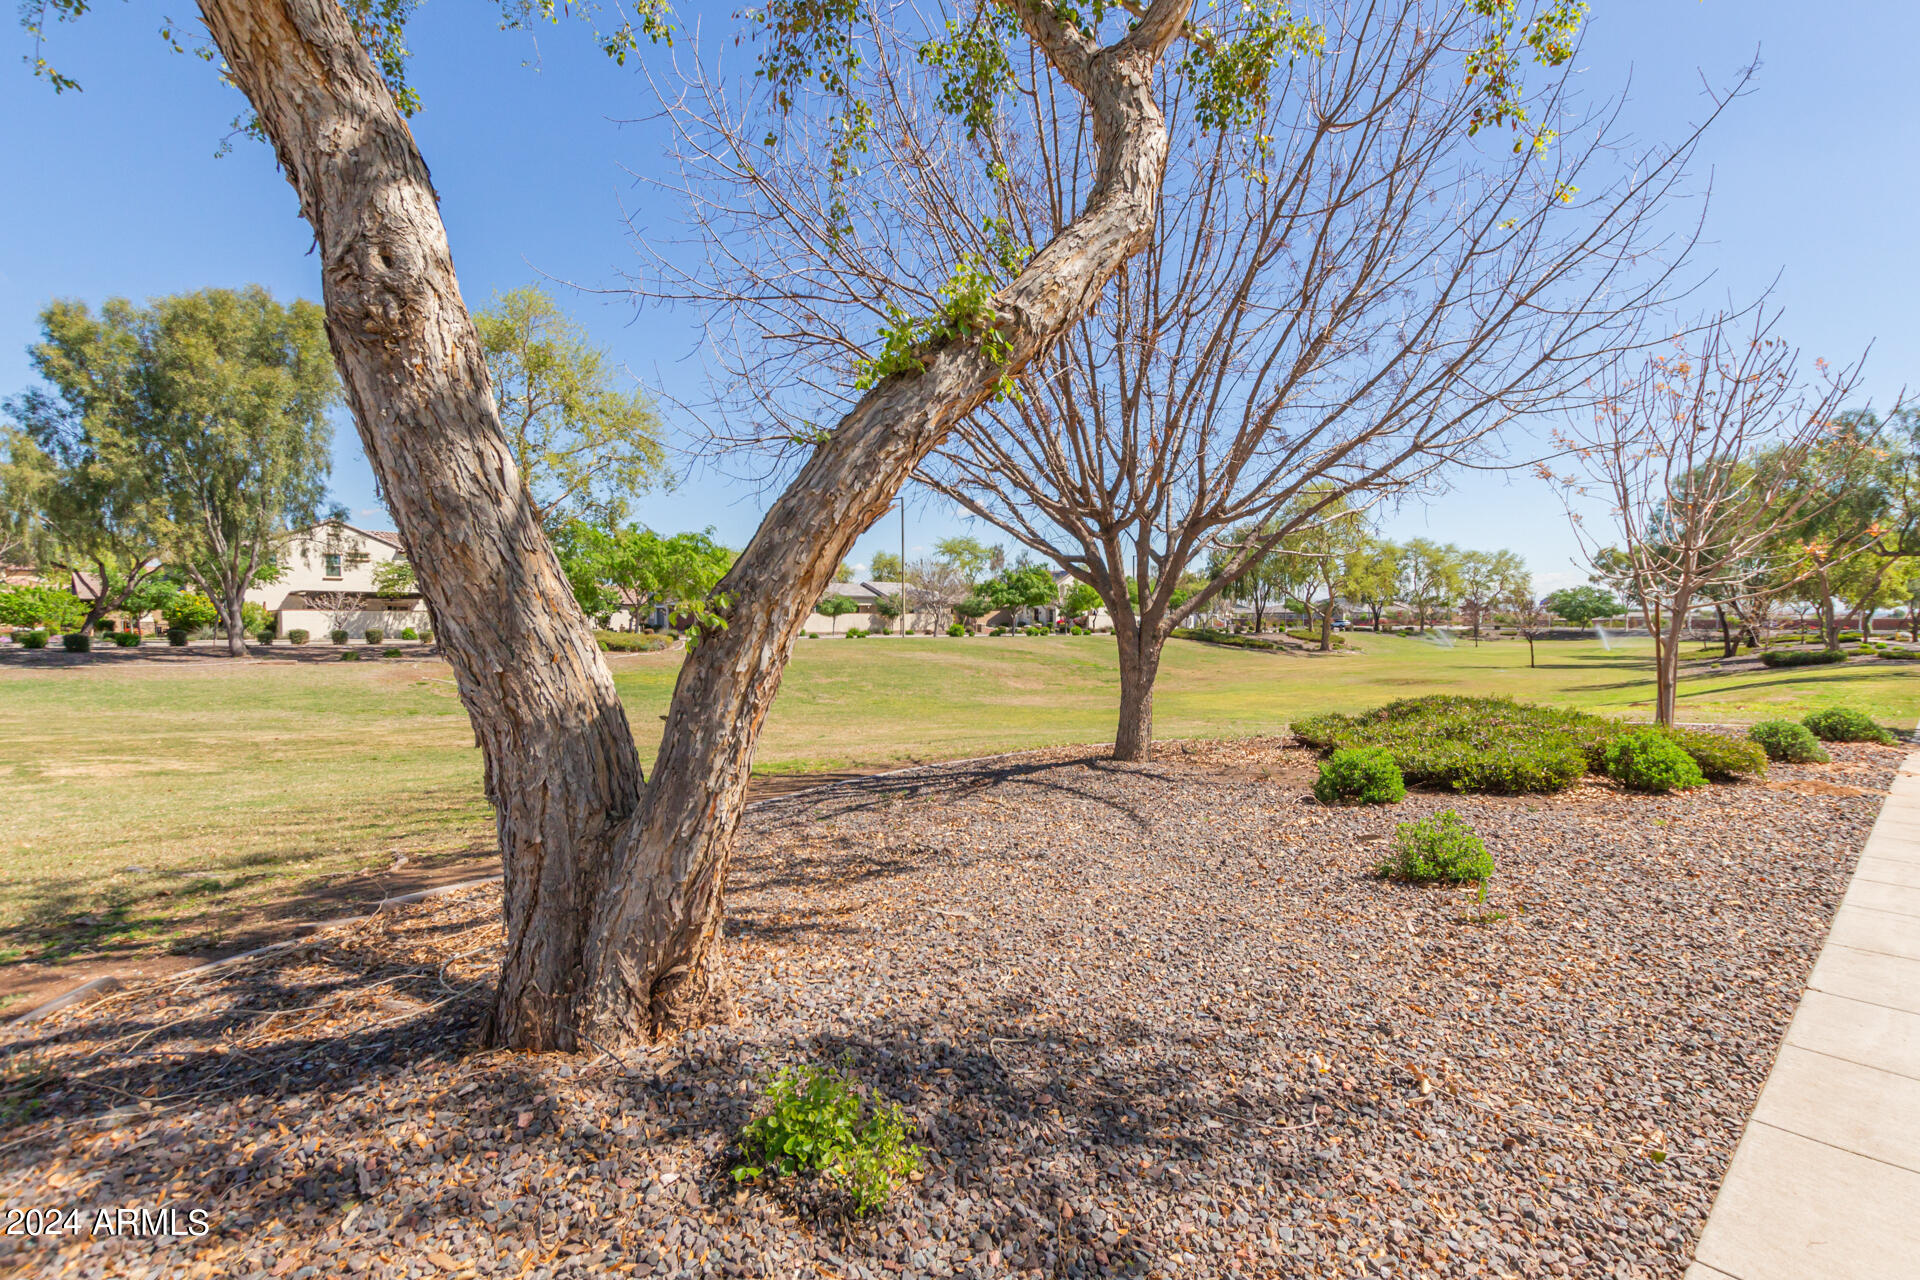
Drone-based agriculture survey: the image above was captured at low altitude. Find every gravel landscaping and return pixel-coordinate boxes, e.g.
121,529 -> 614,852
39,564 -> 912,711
0,736 -> 1902,1280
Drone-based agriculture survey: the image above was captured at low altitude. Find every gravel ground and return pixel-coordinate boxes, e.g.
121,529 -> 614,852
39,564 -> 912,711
0,736 -> 1901,1280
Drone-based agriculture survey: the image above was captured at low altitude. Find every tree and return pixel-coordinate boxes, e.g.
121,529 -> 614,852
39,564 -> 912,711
1456,549 -> 1527,642
932,536 -> 1000,585
1209,523 -> 1296,635
1399,540 -> 1463,634
1515,595 -> 1555,668
868,551 -> 904,583
555,524 -> 735,632
905,557 -> 971,631
917,1 -> 1697,757
980,563 -> 1059,622
162,589 -> 221,637
1555,310 -> 1870,725
0,429 -> 51,569
0,584 -> 85,631
475,285 -> 668,527
815,593 -> 857,634
1342,539 -> 1401,633
26,0 -> 1620,1050
1274,492 -> 1366,651
1061,580 -> 1103,622
1543,585 -> 1623,628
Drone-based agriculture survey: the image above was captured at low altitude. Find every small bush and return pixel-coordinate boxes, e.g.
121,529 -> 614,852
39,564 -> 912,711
847,628 -> 867,639
1803,707 -> 1897,745
400,627 -> 419,640
256,627 -> 276,645
1661,727 -> 1768,781
167,628 -> 189,647
363,627 -> 385,644
1759,648 -> 1845,668
383,647 -> 402,657
1750,720 -> 1831,764
806,632 -> 818,639
112,631 -> 141,647
1313,747 -> 1406,806
330,629 -> 349,645
287,629 -> 310,644
1605,729 -> 1706,793
17,630 -> 48,649
947,623 -> 966,637
61,633 -> 91,653
1379,810 -> 1493,883
733,1062 -> 922,1217
418,629 -> 434,644
596,631 -> 669,653
340,651 -> 361,662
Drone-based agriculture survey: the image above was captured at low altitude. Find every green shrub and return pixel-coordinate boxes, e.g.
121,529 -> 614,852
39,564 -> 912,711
112,631 -> 141,647
362,627 -> 385,644
287,629 -> 310,645
1803,707 -> 1897,745
1750,720 -> 1831,764
1378,810 -> 1493,883
947,623 -> 966,637
418,628 -> 433,644
1760,648 -> 1845,668
61,633 -> 91,653
806,632 -> 818,639
255,627 -> 276,645
17,630 -> 48,650
400,627 -> 419,640
383,647 -> 402,657
1313,747 -> 1406,806
167,628 -> 189,647
595,631 -> 670,653
732,1062 -> 922,1217
1605,729 -> 1706,793
330,629 -> 349,645
339,651 -> 360,662
847,628 -> 867,639
1661,727 -> 1767,781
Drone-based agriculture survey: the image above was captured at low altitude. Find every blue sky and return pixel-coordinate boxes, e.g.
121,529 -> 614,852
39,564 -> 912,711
4,1 -> 1915,592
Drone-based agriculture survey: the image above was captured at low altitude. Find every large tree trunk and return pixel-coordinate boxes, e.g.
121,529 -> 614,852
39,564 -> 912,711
1113,619 -> 1164,763
222,582 -> 249,656
198,0 -> 1182,1050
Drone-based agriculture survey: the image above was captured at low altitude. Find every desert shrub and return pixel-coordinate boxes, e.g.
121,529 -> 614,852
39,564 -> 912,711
947,623 -> 966,637
383,647 -> 402,657
167,628 -> 189,647
806,632 -> 818,639
1802,707 -> 1897,744
1294,696 -> 1599,794
1760,648 -> 1845,668
1605,729 -> 1706,793
363,627 -> 385,644
340,651 -> 360,661
1660,728 -> 1767,781
17,630 -> 48,649
1750,720 -> 1830,763
1313,747 -> 1406,806
847,628 -> 867,639
256,627 -> 277,645
596,631 -> 669,653
1378,810 -> 1492,883
732,1062 -> 922,1217
112,631 -> 141,647
287,629 -> 310,645
61,633 -> 91,653
400,627 -> 419,640
330,629 -> 349,645
418,628 -> 434,643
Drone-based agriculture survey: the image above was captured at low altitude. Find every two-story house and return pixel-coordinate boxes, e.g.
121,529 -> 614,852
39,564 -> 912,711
247,523 -> 432,639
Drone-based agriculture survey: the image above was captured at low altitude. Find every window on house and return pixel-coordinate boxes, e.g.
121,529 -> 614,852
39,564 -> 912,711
323,553 -> 343,579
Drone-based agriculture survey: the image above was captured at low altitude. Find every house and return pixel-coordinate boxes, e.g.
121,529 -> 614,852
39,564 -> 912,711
247,523 -> 431,638
804,580 -> 907,633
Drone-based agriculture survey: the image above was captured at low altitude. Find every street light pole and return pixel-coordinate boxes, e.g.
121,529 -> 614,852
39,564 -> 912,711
899,501 -> 906,636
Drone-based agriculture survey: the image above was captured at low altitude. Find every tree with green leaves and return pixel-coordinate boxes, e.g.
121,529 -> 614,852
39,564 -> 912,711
1398,540 -> 1463,633
1280,493 -> 1367,651
1455,548 -> 1527,642
1543,585 -> 1622,628
933,536 -> 1001,585
0,584 -> 85,632
1342,539 -> 1401,633
555,523 -> 735,633
475,285 -> 668,527
1209,523 -> 1295,635
815,593 -> 858,634
868,551 -> 904,583
980,563 -> 1059,622
19,0 -> 1622,1049
1061,580 -> 1102,622
0,428 -> 52,570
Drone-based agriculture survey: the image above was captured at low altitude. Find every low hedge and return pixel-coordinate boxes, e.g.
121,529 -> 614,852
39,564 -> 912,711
112,631 -> 141,647
363,628 -> 385,644
17,630 -> 48,649
1802,707 -> 1898,745
287,629 -> 310,644
1294,695 -> 1763,795
1760,648 -> 1845,668
596,630 -> 671,653
62,633 -> 91,653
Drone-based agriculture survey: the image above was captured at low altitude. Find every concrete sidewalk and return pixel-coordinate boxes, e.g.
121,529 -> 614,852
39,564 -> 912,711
1687,751 -> 1920,1280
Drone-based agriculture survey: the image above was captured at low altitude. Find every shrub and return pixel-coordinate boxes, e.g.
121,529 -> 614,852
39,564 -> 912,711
330,629 -> 349,645
61,633 -> 91,653
806,632 -> 818,639
287,629 -> 310,645
595,631 -> 669,653
363,628 -> 385,644
17,630 -> 48,650
161,591 -> 219,636
112,631 -> 141,647
383,647 -> 403,657
400,627 -> 419,640
1661,727 -> 1767,781
340,651 -> 361,661
732,1062 -> 922,1217
256,627 -> 276,645
947,623 -> 966,637
1313,747 -> 1406,806
1750,720 -> 1831,764
1378,810 -> 1493,883
1605,729 -> 1706,793
1802,707 -> 1898,745
1760,648 -> 1845,668
847,628 -> 867,639
418,629 -> 434,644
167,628 -> 189,647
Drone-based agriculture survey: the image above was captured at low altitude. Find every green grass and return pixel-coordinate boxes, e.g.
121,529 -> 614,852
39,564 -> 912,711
1,632 -> 1912,968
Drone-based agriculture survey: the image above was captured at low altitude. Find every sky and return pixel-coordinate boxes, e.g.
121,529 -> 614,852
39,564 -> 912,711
4,1 -> 1916,594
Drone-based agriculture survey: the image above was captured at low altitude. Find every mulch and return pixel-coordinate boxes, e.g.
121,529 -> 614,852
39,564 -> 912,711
0,737 -> 1900,1280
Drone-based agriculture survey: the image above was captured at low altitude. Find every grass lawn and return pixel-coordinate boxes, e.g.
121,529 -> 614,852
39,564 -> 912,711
1,631 -> 1913,978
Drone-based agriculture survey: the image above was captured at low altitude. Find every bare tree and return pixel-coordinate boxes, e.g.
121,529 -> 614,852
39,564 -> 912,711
308,589 -> 360,639
911,3 -> 1717,759
1554,309 -> 1872,725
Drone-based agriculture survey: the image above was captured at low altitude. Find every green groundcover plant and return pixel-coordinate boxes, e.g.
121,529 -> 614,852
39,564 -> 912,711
1294,695 -> 1764,795
733,1062 -> 922,1218
1749,720 -> 1830,764
1313,747 -> 1406,805
1378,809 -> 1493,883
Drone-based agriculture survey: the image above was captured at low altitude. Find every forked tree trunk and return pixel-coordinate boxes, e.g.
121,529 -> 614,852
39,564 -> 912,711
223,584 -> 249,656
198,0 -> 1181,1049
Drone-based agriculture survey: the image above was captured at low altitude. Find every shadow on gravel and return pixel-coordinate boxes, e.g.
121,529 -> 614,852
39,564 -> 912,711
785,752 -> 1164,835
